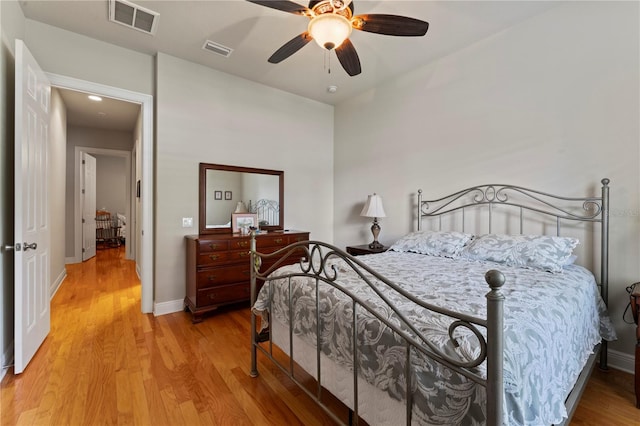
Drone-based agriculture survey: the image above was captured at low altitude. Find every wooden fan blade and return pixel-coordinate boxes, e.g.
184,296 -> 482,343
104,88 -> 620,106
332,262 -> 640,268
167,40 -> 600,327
352,14 -> 429,36
246,0 -> 310,15
335,39 -> 361,76
268,32 -> 313,63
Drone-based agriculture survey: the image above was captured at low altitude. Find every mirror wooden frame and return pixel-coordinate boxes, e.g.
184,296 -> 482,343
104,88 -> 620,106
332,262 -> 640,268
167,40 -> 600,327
199,163 -> 284,234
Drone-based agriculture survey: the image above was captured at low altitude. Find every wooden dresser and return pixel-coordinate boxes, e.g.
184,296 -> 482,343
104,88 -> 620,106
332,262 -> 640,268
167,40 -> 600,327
185,230 -> 309,323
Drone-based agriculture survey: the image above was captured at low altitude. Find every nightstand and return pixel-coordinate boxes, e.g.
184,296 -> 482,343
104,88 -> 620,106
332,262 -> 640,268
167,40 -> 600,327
346,244 -> 388,256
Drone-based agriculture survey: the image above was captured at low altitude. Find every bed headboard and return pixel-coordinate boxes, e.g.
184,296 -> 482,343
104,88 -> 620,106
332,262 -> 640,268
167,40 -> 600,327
417,179 -> 609,291
417,179 -> 610,368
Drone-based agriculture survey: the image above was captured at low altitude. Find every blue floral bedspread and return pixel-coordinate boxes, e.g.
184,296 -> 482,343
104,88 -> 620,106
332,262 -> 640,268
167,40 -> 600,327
253,251 -> 616,425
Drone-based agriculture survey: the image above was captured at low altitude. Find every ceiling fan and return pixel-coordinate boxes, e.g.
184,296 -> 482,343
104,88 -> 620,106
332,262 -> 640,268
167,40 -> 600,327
246,0 -> 429,76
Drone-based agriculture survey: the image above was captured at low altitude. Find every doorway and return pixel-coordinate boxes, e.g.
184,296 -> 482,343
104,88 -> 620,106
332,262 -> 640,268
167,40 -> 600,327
47,73 -> 154,314
75,147 -> 132,261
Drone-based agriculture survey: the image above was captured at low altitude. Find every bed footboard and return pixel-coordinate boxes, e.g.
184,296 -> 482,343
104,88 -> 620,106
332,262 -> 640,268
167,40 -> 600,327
249,235 -> 505,426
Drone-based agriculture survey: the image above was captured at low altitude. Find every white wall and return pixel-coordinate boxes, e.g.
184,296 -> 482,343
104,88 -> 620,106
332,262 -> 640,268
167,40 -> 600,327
334,2 -> 639,361
24,20 -> 153,96
95,154 -> 127,216
49,88 -> 67,294
155,52 -> 334,304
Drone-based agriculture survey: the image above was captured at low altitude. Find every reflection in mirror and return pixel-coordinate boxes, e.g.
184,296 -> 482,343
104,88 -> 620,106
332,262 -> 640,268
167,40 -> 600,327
205,170 -> 280,228
199,163 -> 284,234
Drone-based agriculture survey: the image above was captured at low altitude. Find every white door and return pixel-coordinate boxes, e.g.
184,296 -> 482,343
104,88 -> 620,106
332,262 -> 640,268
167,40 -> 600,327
82,153 -> 97,261
14,40 -> 51,374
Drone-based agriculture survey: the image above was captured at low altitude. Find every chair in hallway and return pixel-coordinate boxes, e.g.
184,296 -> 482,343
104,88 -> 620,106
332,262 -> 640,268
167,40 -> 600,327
96,210 -> 120,249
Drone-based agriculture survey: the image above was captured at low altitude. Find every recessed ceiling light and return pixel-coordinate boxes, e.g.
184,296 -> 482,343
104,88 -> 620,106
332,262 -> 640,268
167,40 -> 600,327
88,95 -> 102,101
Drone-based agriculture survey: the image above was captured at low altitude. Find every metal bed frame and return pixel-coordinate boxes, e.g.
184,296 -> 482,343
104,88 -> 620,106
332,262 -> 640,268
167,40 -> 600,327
249,178 -> 610,426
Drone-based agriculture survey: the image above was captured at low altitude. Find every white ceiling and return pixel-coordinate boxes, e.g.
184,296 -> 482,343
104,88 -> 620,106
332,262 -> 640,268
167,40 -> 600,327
21,0 -> 558,130
56,87 -> 141,131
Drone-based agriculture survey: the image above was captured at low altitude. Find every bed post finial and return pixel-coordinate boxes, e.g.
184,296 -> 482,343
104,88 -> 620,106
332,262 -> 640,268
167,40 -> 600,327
601,178 -> 610,186
485,269 -> 504,426
485,270 -> 505,289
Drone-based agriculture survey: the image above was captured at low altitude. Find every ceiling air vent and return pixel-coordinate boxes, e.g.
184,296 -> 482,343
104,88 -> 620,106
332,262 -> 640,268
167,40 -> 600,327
202,40 -> 233,58
108,0 -> 159,35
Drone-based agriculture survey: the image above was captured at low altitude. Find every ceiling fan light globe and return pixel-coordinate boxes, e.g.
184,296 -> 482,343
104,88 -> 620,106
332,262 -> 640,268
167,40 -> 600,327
308,13 -> 352,51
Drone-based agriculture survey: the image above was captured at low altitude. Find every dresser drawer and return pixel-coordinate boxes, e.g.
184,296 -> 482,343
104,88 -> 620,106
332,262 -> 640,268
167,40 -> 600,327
198,240 -> 229,253
197,249 -> 252,266
229,239 -> 251,250
196,264 -> 251,287
196,283 -> 250,307
257,235 -> 287,248
288,234 -> 309,244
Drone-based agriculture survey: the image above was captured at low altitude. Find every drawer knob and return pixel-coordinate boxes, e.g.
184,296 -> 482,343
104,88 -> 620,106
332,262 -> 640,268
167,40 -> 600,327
209,254 -> 219,261
237,241 -> 248,248
208,243 -> 219,250
208,294 -> 216,300
239,251 -> 248,257
242,270 -> 250,276
274,238 -> 283,244
208,275 -> 216,281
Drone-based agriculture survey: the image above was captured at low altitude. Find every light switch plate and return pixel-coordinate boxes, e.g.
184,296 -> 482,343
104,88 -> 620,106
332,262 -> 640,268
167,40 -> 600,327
182,217 -> 193,228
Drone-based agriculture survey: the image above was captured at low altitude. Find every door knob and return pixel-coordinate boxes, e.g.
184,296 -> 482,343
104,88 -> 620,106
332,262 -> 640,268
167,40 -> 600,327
23,242 -> 37,251
2,244 -> 19,252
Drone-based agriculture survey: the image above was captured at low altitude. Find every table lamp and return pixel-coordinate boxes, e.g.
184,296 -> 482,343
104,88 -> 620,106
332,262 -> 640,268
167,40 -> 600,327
360,193 -> 386,249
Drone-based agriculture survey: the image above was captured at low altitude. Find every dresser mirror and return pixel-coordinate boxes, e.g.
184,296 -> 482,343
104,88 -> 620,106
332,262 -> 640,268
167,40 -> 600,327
199,163 -> 284,234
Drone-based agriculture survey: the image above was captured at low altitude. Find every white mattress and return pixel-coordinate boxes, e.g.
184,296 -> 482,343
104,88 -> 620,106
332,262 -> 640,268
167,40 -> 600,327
271,318 -> 406,425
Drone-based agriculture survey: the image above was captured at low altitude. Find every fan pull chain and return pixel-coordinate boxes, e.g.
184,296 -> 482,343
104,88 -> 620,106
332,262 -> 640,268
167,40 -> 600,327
324,50 -> 331,74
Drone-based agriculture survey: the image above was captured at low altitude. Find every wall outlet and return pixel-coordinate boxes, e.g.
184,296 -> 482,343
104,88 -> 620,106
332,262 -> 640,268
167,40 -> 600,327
182,217 -> 193,228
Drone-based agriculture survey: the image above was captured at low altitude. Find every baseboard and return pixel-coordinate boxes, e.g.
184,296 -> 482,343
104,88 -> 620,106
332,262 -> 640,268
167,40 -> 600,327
1,340 -> 14,381
607,348 -> 634,374
50,268 -> 67,299
153,299 -> 184,317
65,256 -> 81,264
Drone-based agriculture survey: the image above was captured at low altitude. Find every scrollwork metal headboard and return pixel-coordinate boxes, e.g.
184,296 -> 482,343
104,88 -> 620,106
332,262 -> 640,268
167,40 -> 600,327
417,178 -> 610,368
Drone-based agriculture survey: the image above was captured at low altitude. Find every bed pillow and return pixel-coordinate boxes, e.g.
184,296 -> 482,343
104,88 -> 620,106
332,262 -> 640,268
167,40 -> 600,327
460,234 -> 579,273
389,230 -> 473,258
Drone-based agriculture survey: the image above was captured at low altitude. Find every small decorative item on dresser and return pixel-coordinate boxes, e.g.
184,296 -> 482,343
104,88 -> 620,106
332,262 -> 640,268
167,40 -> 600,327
346,244 -> 388,256
360,193 -> 386,249
232,213 -> 257,234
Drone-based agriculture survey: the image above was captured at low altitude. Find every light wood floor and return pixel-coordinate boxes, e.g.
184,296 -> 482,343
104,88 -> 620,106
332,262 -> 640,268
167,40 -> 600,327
1,246 -> 639,425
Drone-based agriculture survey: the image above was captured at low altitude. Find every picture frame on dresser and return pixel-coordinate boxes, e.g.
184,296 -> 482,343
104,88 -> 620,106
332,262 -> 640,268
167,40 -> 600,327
232,213 -> 257,233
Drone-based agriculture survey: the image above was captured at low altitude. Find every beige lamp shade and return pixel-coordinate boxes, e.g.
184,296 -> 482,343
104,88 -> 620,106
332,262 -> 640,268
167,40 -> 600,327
234,201 -> 248,213
360,193 -> 386,218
